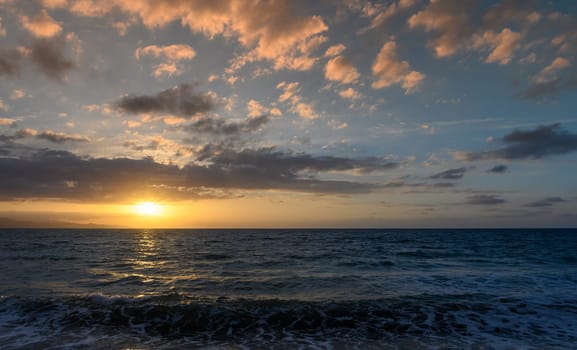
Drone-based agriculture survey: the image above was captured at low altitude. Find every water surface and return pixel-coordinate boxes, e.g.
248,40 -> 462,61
1,229 -> 576,349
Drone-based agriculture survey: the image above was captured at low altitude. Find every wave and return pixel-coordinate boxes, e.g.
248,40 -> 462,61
1,293 -> 575,349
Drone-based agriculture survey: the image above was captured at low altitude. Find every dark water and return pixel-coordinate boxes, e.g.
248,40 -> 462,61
0,229 -> 576,349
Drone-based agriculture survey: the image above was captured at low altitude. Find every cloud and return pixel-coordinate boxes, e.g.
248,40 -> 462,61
1,128 -> 89,143
272,49 -> 319,71
122,135 -> 186,154
487,165 -> 508,173
291,102 -> 316,119
10,89 -> 26,100
246,99 -> 281,119
519,52 -> 536,65
1,39 -> 74,80
519,77 -> 577,99
135,44 -> 196,77
519,57 -> 575,99
482,0 -> 541,29
535,57 -> 571,82
246,99 -> 265,118
65,0 -> 328,71
471,28 -> 522,65
408,0 -> 532,63
525,197 -> 565,208
136,44 -> 196,61
277,81 -> 300,103
41,0 -> 68,8
195,146 -> 399,177
324,56 -> 360,84
20,10 -> 62,38
115,84 -> 215,118
363,0 -> 417,29
324,44 -> 346,58
147,62 -> 180,77
457,124 -> 577,160
371,41 -> 425,93
429,167 -> 469,180
36,130 -> 89,143
338,87 -> 362,100
29,39 -> 75,80
0,15 -> 6,36
551,24 -> 577,55
0,146 -> 399,200
0,118 -> 16,126
0,49 -> 22,77
0,150 -> 182,201
276,81 -> 317,119
466,194 -> 506,205
408,0 -> 474,57
182,115 -> 271,136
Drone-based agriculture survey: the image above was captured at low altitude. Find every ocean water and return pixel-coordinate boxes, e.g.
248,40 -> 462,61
0,229 -> 576,349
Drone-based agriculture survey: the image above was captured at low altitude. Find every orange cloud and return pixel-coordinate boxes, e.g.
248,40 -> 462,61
364,0 -> 417,29
408,0 -> 473,57
136,44 -> 196,77
0,117 -> 16,126
371,41 -> 425,94
533,57 -> 571,83
20,10 -> 62,38
136,44 -> 196,61
338,87 -> 362,100
67,0 -> 328,71
247,99 -> 266,118
292,102 -> 316,120
0,16 -> 6,36
41,0 -> 68,8
276,81 -> 317,119
277,81 -> 300,103
324,56 -> 360,84
324,44 -> 346,58
472,28 -> 522,65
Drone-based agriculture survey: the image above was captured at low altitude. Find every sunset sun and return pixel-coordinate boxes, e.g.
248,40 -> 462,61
134,202 -> 162,216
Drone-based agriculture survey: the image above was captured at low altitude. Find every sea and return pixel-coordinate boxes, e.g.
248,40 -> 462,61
0,229 -> 576,349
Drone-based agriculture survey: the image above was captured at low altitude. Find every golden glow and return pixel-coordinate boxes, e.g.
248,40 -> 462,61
134,202 -> 162,216
0,193 -> 420,228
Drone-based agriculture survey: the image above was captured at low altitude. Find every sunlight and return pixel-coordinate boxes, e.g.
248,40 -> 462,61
134,202 -> 162,216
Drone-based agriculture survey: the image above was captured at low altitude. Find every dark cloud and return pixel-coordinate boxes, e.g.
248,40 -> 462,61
0,129 -> 88,144
520,78 -> 577,100
466,194 -> 506,205
487,164 -> 508,173
123,140 -> 160,151
432,182 -> 456,188
197,146 -> 399,175
183,114 -> 271,136
0,150 -> 181,201
430,167 -> 469,180
30,39 -> 75,81
458,124 -> 577,160
525,197 -> 565,208
381,181 -> 456,192
0,49 -> 22,77
0,146 -> 399,201
115,84 -> 214,118
36,131 -> 89,143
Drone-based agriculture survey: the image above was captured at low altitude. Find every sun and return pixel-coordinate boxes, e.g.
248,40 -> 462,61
134,201 -> 162,216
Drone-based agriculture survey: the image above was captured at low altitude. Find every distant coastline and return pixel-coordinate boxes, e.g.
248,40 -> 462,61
0,217 -> 121,229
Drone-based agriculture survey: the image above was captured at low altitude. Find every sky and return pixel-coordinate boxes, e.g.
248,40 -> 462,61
0,0 -> 576,228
